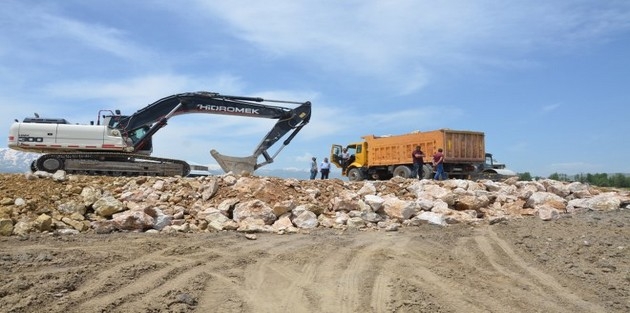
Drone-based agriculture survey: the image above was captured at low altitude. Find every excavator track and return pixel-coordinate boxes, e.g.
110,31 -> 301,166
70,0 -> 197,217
33,152 -> 190,177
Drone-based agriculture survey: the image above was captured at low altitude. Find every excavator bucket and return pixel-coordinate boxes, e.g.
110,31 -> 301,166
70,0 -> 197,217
210,149 -> 257,175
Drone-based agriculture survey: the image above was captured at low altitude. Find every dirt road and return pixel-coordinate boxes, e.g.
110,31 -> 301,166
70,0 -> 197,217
1,209 -> 628,313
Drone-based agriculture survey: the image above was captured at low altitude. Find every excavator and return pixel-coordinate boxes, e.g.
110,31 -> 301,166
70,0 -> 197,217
8,91 -> 311,176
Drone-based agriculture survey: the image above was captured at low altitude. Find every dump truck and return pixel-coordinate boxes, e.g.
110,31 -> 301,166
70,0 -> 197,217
330,129 -> 515,181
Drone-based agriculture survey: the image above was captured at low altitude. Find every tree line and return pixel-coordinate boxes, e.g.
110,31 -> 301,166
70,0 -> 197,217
517,172 -> 630,188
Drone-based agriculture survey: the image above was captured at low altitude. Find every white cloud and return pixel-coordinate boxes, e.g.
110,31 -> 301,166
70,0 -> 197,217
39,15 -> 146,60
0,2 -> 147,62
295,152 -> 317,164
40,74 -> 245,111
542,103 -> 561,113
184,1 -> 630,94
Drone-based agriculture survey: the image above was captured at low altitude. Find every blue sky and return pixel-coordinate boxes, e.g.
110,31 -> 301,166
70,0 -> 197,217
2,0 -> 629,177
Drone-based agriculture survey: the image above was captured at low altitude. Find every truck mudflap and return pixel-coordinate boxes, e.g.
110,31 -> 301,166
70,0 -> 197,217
210,149 -> 257,175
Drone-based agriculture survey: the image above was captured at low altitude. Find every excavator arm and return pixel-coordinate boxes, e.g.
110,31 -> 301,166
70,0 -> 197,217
109,91 -> 311,174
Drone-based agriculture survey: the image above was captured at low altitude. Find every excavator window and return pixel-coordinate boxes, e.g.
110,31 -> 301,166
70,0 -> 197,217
129,126 -> 150,144
130,126 -> 153,152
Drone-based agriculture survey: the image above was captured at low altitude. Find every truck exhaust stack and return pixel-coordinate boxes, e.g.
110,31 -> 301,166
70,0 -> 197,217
210,149 -> 257,175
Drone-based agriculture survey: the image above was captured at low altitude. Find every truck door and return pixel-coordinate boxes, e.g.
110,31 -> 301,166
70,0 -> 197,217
330,144 -> 343,168
348,144 -> 361,166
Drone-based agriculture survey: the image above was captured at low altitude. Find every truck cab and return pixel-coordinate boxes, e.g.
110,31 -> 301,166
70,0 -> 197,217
330,142 -> 364,179
484,153 -> 506,170
477,153 -> 516,178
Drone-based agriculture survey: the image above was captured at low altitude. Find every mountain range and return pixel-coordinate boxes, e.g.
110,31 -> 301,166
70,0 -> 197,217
0,148 -> 341,179
0,148 -> 38,173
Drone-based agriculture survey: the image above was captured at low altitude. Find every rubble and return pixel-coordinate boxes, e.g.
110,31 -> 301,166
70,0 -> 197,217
0,171 -> 628,236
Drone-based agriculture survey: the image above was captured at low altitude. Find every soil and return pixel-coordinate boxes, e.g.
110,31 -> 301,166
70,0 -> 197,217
1,209 -> 628,313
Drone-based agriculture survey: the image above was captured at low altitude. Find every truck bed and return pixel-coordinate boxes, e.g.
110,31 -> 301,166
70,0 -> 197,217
363,129 -> 485,167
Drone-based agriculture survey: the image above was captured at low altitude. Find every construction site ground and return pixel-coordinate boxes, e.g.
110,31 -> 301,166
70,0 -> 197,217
1,208 -> 628,313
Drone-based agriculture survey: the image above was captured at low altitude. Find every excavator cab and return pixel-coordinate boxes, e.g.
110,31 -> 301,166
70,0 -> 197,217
128,126 -> 153,155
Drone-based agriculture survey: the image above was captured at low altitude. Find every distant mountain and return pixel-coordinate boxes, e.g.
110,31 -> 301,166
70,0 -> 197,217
256,167 -> 344,180
0,148 -> 344,180
204,164 -> 343,180
0,148 -> 39,173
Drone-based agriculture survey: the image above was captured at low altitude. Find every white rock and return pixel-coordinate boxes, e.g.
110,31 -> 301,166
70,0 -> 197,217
233,200 -> 276,225
382,197 -> 415,221
293,210 -> 319,229
525,192 -> 567,211
112,210 -> 155,232
415,211 -> 447,226
52,170 -> 66,181
357,182 -> 377,196
567,193 -> 621,212
364,194 -> 385,211
346,217 -> 365,228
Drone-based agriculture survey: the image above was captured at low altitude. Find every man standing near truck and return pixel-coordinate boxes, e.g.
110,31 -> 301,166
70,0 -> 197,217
310,157 -> 318,180
339,148 -> 351,174
412,146 -> 425,180
433,148 -> 446,180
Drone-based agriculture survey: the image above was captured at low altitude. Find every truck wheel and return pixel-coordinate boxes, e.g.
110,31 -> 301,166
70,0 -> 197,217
393,165 -> 412,178
347,168 -> 364,181
422,164 -> 433,179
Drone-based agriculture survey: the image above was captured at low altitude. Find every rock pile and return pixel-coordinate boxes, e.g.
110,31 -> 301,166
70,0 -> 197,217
0,171 -> 629,236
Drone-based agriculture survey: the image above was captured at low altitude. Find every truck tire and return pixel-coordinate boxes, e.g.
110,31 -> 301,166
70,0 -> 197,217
422,164 -> 433,179
393,165 -> 412,178
347,168 -> 364,181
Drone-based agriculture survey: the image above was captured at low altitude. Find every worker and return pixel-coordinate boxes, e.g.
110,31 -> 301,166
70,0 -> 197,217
433,148 -> 446,180
320,157 -> 331,179
310,157 -> 318,180
340,148 -> 350,172
412,146 -> 425,180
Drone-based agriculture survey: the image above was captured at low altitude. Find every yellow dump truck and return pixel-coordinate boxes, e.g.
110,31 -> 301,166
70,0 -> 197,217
330,129 -> 515,181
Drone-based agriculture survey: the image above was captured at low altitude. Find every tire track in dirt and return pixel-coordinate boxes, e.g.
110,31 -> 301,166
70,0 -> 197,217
224,231 -> 399,313
66,234 -> 296,312
3,224 -> 621,313
473,227 -> 607,313
70,247 -> 212,311
64,235 -> 251,309
369,269 -> 391,313
314,233 -> 397,313
338,242 -> 369,312
384,234 -> 503,312
409,225 -> 609,312
197,234 -> 325,312
244,262 -> 318,312
239,235 -> 338,313
198,270 -> 253,312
